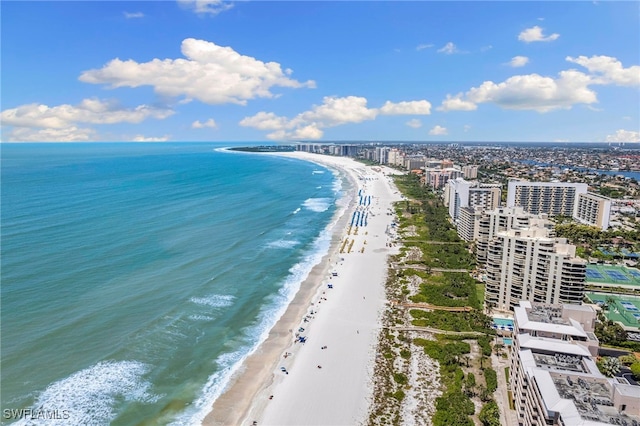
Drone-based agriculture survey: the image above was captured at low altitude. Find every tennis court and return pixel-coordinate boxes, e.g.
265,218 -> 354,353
585,264 -> 640,289
585,292 -> 640,329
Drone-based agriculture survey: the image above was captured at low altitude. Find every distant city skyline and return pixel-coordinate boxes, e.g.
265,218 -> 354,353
1,1 -> 639,143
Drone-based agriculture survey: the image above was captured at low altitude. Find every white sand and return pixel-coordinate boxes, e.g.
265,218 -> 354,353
202,152 -> 403,426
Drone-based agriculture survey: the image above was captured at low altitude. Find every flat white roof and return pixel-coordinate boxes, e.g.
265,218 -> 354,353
519,334 -> 592,357
514,306 -> 588,338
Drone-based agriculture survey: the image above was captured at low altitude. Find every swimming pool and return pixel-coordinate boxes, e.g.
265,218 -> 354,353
503,338 -> 513,345
492,318 -> 514,327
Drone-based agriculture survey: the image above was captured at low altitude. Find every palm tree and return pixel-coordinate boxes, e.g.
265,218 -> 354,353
605,296 -> 616,313
598,357 -> 622,377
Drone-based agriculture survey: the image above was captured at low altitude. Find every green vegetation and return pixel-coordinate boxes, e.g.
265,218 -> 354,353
410,309 -> 492,333
414,336 -> 475,426
476,284 -> 485,308
479,400 -> 501,426
594,312 -> 640,351
422,243 -> 475,269
394,174 -> 431,201
393,372 -> 408,385
477,335 -> 493,357
408,272 -> 482,309
484,367 -> 497,393
599,186 -> 625,199
597,357 -> 622,377
631,361 -> 640,380
555,222 -> 640,259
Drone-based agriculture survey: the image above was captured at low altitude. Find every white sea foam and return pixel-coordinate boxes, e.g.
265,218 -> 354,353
292,207 -> 301,214
190,294 -> 235,308
15,360 -> 159,425
266,239 -> 300,249
303,197 -> 331,212
189,315 -> 215,321
312,170 -> 325,174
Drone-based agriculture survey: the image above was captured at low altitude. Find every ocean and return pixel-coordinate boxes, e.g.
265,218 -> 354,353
0,143 -> 347,425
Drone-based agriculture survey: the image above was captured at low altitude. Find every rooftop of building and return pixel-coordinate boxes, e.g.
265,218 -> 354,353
547,372 -> 640,425
519,334 -> 593,359
579,192 -> 613,201
507,179 -> 589,189
515,302 -> 592,338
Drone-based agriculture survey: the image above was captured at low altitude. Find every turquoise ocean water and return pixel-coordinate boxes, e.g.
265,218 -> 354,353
1,143 -> 345,425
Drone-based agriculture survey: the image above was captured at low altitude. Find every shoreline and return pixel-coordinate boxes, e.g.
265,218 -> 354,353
202,152 -> 403,426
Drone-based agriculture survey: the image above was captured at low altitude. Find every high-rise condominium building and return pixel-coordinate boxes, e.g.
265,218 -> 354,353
575,192 -> 612,230
485,225 -> 586,312
457,206 -> 553,264
447,178 -> 501,221
375,147 -> 390,164
462,165 -> 478,179
507,181 -> 588,216
426,168 -> 464,190
387,149 -> 405,167
509,301 -> 639,426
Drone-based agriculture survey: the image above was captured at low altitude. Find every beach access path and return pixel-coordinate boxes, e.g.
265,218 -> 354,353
202,152 -> 404,426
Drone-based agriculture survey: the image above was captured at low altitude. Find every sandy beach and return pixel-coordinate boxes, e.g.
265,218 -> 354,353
202,152 -> 404,426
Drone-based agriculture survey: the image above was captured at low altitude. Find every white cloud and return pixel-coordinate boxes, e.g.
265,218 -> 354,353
429,125 -> 448,135
379,100 -> 431,115
192,118 -> 217,129
437,42 -> 460,55
79,38 -> 316,105
124,11 -> 144,19
239,111 -> 290,131
290,124 -> 324,140
480,45 -> 493,52
240,96 -> 432,140
297,96 -> 378,126
4,126 -> 95,142
464,124 -> 471,132
177,0 -> 233,16
437,94 -> 477,112
416,44 -> 434,51
439,55 -> 637,113
566,55 -> 640,86
518,26 -> 560,43
132,135 -> 170,142
464,70 -> 597,112
0,98 -> 174,129
406,119 -> 422,129
509,56 -> 530,68
605,129 -> 640,143
554,138 -> 570,143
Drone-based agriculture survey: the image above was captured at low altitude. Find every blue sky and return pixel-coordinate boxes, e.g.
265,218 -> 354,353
1,1 -> 639,143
